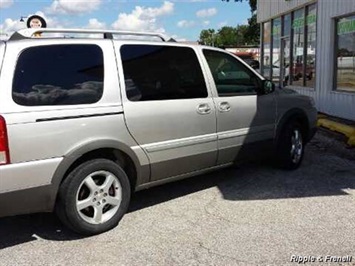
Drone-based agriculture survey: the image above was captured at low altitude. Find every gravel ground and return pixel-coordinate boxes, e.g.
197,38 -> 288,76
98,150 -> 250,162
0,130 -> 354,266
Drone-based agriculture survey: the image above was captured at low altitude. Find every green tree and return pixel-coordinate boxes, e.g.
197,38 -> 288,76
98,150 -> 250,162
221,0 -> 259,45
218,26 -> 238,47
199,29 -> 216,46
199,24 -> 255,47
245,14 -> 259,45
199,0 -> 260,47
235,24 -> 248,46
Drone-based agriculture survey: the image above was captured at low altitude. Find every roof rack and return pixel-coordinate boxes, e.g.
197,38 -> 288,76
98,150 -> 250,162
9,28 -> 169,42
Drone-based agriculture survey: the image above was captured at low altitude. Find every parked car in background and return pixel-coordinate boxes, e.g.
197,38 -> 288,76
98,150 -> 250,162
262,64 -> 290,84
233,51 -> 260,70
243,58 -> 260,70
233,52 -> 285,83
292,55 -> 315,81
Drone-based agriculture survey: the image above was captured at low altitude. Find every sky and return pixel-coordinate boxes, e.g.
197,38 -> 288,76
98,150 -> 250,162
0,0 -> 251,41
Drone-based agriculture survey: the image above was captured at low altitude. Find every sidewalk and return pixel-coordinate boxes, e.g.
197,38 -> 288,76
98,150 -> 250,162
317,113 -> 355,147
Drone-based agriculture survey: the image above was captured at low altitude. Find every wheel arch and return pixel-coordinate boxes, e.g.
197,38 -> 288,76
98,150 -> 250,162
49,139 -> 149,211
276,108 -> 310,144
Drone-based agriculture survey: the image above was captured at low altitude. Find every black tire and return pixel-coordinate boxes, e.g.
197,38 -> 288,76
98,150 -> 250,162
276,121 -> 305,170
55,159 -> 131,235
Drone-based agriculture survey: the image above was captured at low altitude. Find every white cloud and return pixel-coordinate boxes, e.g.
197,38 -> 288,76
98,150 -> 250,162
171,34 -> 187,42
177,20 -> 195,28
196,8 -> 217,18
46,0 -> 102,15
0,19 -> 25,40
87,18 -> 106,29
202,20 -> 210,26
0,11 -> 62,40
140,1 -> 174,17
218,21 -> 228,28
0,0 -> 13,8
241,19 -> 249,25
33,11 -> 62,28
111,1 -> 174,32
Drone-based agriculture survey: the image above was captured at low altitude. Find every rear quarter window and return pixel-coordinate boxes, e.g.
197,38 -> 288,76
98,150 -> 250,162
12,44 -> 104,106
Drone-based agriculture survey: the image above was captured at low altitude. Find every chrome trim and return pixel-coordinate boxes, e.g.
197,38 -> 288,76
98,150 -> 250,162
141,133 -> 218,153
218,128 -> 250,140
137,125 -> 274,153
218,125 -> 274,140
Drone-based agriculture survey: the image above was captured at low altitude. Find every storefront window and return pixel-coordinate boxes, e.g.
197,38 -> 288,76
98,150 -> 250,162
271,18 -> 281,83
281,14 -> 291,86
283,14 -> 291,37
336,14 -> 355,92
261,5 -> 316,87
305,4 -> 317,87
262,21 -> 271,79
292,9 -> 305,86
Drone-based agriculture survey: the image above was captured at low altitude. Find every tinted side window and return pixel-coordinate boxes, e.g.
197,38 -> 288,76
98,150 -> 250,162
121,45 -> 207,101
203,50 -> 260,96
13,45 -> 104,106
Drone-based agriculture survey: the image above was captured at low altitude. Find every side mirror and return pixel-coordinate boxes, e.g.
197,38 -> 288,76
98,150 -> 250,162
263,80 -> 275,94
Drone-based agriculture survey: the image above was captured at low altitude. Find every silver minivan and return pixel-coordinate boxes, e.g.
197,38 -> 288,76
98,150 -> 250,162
0,28 -> 317,235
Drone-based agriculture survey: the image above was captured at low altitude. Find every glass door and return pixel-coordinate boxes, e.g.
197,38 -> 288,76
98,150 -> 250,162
280,37 -> 290,87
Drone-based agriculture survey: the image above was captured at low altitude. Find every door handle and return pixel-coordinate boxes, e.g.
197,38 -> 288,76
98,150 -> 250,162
218,102 -> 231,112
196,103 -> 212,115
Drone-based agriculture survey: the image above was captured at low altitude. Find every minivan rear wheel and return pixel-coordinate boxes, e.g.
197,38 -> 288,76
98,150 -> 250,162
56,159 -> 131,235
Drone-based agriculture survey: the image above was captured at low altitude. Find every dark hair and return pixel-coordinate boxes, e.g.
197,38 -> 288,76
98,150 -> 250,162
27,15 -> 47,28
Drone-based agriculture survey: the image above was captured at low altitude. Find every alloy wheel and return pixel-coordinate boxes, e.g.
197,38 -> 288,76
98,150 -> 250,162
75,171 -> 122,225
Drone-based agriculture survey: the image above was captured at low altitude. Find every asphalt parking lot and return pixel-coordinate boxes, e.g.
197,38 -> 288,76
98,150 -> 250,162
0,130 -> 355,266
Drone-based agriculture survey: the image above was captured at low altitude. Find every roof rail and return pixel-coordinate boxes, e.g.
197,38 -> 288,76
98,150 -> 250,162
9,28 -> 168,42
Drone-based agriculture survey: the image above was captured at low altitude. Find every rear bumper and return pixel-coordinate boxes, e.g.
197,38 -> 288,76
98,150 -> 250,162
0,158 -> 62,217
0,185 -> 54,217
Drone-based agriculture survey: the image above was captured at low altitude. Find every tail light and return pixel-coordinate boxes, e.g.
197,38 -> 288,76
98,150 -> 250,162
0,115 -> 10,165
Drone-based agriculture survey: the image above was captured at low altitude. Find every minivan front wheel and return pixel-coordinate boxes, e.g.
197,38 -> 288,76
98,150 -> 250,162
276,121 -> 304,170
56,159 -> 131,235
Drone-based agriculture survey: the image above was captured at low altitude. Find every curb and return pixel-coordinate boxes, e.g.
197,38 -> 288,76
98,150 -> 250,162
317,118 -> 355,146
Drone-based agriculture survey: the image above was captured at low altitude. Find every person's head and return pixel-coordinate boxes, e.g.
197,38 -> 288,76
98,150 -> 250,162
27,15 -> 47,29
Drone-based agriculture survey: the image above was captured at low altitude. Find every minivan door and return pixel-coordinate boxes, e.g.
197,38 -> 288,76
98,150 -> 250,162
202,49 -> 277,165
116,44 -> 217,181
